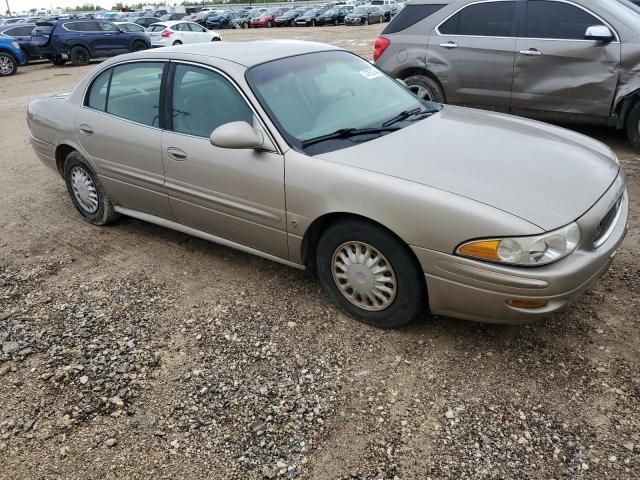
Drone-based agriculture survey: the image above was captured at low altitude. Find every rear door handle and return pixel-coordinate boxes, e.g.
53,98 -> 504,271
79,124 -> 93,135
440,42 -> 458,49
519,48 -> 543,57
166,147 -> 187,161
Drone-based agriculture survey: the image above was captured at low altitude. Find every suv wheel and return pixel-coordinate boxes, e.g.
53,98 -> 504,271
404,75 -> 446,103
316,220 -> 426,328
0,52 -> 17,76
626,101 -> 640,152
51,55 -> 67,66
132,40 -> 147,52
64,151 -> 119,226
69,45 -> 90,66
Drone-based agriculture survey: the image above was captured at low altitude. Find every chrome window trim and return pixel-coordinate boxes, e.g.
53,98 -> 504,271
62,21 -> 102,33
435,0 -> 620,42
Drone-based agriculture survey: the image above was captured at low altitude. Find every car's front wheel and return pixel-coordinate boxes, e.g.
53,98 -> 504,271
626,101 -> 640,152
0,52 -> 17,76
316,220 -> 426,328
404,75 -> 445,103
64,151 -> 119,226
132,40 -> 147,52
212,36 -> 221,41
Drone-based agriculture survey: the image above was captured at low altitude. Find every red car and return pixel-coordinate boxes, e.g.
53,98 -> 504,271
250,8 -> 287,28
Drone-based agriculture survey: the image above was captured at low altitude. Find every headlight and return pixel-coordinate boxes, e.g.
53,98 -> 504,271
11,41 -> 19,49
456,223 -> 581,267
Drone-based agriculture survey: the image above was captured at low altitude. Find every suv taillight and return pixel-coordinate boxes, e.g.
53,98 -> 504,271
373,36 -> 390,62
161,29 -> 174,37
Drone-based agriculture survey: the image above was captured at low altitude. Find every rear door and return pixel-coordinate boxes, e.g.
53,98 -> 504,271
427,0 -> 518,111
511,0 -> 620,118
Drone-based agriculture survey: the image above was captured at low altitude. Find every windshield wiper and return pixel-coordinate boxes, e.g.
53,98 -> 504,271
382,107 -> 437,127
301,127 -> 401,148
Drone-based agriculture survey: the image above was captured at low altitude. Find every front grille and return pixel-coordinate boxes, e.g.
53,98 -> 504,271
593,194 -> 624,248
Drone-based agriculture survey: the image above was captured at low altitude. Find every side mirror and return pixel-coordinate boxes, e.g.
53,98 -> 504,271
210,121 -> 265,150
585,25 -> 614,43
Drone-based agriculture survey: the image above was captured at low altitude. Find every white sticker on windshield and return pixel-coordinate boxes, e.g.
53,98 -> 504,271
359,68 -> 383,80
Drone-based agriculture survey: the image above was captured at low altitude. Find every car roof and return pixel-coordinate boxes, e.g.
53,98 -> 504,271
141,40 -> 341,67
157,20 -> 200,26
407,0 -> 454,4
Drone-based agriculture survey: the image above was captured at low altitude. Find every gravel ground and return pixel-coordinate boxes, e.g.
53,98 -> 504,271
0,24 -> 639,480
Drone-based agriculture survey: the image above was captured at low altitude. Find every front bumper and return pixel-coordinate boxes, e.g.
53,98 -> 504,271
412,172 -> 629,324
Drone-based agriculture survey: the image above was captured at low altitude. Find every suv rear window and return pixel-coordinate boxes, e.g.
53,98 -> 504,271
64,21 -> 100,32
382,4 -> 446,34
439,1 -> 516,37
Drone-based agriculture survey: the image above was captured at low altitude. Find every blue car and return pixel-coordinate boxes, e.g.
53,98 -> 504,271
0,36 -> 27,76
0,23 -> 41,61
34,19 -> 150,66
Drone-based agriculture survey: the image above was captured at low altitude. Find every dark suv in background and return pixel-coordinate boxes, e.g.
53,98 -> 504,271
375,0 -> 640,151
32,20 -> 150,66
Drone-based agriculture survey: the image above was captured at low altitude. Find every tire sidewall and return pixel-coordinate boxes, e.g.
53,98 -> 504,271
626,101 -> 640,152
316,221 -> 426,328
70,46 -> 89,66
63,152 -> 116,226
404,75 -> 446,104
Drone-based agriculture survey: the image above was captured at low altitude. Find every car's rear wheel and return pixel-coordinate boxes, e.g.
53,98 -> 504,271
69,45 -> 90,66
363,18 -> 369,25
132,40 -> 147,52
50,55 -> 67,66
212,36 -> 221,41
267,21 -> 273,28
173,40 -> 182,46
311,19 -> 316,26
0,52 -> 17,76
404,75 -> 445,103
316,220 -> 426,328
64,151 -> 119,226
626,101 -> 640,152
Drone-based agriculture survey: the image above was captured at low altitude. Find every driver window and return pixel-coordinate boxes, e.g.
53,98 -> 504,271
171,64 -> 254,138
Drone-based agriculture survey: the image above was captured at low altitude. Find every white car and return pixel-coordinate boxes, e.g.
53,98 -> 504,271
146,21 -> 220,47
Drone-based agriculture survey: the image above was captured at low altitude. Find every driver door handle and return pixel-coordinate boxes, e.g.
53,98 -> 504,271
79,124 -> 93,135
519,48 -> 543,57
166,147 -> 187,161
440,42 -> 458,49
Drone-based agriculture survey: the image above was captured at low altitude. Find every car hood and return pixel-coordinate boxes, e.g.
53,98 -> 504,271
315,106 -> 620,231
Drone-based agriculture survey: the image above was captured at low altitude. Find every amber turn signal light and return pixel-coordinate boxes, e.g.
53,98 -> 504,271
506,299 -> 548,309
458,240 -> 501,261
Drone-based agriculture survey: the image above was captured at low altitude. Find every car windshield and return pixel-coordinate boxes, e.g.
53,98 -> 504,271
247,50 -> 439,154
303,9 -> 318,16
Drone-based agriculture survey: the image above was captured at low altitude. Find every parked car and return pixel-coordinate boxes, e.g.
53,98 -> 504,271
27,41 -> 629,327
250,9 -> 288,28
275,9 -> 306,27
0,35 -> 27,75
159,13 -> 186,22
146,21 -> 220,47
316,6 -> 351,25
0,18 -> 26,25
345,5 -> 383,25
0,23 -> 40,61
34,20 -> 150,66
375,0 -> 640,151
377,4 -> 397,21
134,17 -> 161,28
295,8 -> 327,26
114,21 -> 147,33
204,12 -> 243,29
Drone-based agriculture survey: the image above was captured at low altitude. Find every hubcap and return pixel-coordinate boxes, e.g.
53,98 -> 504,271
0,56 -> 13,75
70,166 -> 99,213
409,85 -> 433,101
331,242 -> 397,312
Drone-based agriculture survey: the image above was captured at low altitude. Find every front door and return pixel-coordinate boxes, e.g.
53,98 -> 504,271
98,21 -> 129,55
427,0 -> 518,111
161,63 -> 288,258
511,0 -> 620,118
75,61 -> 173,219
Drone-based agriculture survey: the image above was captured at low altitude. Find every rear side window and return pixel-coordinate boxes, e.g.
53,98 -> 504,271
524,0 -> 604,40
86,68 -> 111,111
65,21 -> 100,32
107,63 -> 164,127
99,22 -> 120,32
382,4 -> 446,34
148,24 -> 166,32
439,1 -> 516,37
7,25 -> 34,36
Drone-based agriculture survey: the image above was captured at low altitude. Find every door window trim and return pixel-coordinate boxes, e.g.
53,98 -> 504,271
435,0 -> 519,39
516,0 -> 620,43
163,60 -> 283,155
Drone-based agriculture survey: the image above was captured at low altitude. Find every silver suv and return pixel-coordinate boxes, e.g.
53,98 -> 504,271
374,0 -> 640,150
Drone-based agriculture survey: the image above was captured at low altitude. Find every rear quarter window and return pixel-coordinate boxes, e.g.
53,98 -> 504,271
382,4 -> 446,34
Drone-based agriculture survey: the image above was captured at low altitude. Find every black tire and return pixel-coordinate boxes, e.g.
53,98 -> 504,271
626,101 -> 640,152
212,36 -> 221,41
267,21 -> 273,28
132,40 -> 147,52
311,19 -> 316,26
50,55 -> 67,66
0,52 -> 17,77
404,74 -> 446,103
334,18 -> 339,26
316,220 -> 426,329
363,18 -> 368,25
70,45 -> 90,66
63,151 -> 119,226
172,40 -> 182,46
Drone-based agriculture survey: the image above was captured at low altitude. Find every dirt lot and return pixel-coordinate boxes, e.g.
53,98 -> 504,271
0,24 -> 639,480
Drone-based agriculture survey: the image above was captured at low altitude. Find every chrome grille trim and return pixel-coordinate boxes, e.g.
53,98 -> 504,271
593,194 -> 624,248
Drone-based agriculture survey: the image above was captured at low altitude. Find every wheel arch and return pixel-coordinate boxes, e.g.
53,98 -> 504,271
614,90 -> 640,130
0,48 -> 17,60
300,211 -> 424,279
55,143 -> 79,177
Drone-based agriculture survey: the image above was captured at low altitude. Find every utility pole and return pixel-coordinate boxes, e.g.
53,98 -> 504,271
5,0 -> 11,16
